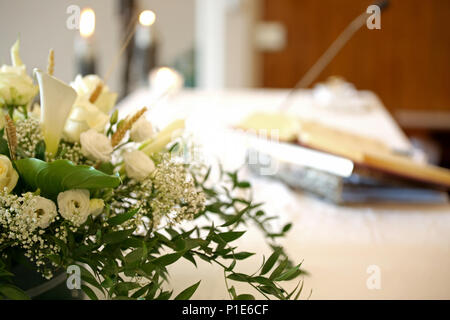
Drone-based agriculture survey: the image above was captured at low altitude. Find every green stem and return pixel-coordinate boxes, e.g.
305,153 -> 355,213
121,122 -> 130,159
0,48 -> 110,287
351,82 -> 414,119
21,105 -> 28,119
191,249 -> 272,300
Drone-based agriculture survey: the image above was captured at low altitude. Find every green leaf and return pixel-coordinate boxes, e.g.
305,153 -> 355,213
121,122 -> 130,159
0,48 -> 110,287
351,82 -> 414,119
227,273 -> 251,282
77,264 -> 104,293
259,285 -> 283,298
141,263 -> 156,276
221,205 -> 250,227
97,162 -> 115,175
122,237 -> 145,248
260,248 -> 282,275
34,140 -> 46,160
182,252 -> 197,267
0,135 -> 9,156
294,281 -> 304,300
132,284 -> 150,299
81,284 -> 99,300
107,208 -> 138,226
115,282 -> 140,296
103,228 -> 135,244
14,158 -> 121,198
274,263 -> 303,281
0,284 -> 30,300
250,276 -> 273,287
282,223 -> 292,233
226,260 -> 236,271
255,210 -> 265,217
236,181 -> 251,189
286,280 -> 303,300
214,231 -> 246,243
229,286 -> 237,299
124,247 -> 146,264
0,270 -> 14,278
223,252 -> 255,260
235,294 -> 255,300
156,290 -> 172,300
152,252 -> 183,267
182,238 -> 208,251
269,258 -> 288,280
101,277 -> 114,289
145,281 -> 159,300
174,281 -> 201,300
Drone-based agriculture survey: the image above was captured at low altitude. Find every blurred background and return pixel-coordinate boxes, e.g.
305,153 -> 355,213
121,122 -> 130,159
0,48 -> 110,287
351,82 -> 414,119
0,0 -> 449,166
1,0 -> 450,300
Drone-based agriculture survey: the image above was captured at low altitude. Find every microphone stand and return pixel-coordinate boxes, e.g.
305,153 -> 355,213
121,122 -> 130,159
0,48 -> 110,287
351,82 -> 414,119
279,0 -> 390,110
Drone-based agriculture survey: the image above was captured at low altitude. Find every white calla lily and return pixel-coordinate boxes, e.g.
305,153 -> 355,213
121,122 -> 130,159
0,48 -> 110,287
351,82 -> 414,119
34,69 -> 77,156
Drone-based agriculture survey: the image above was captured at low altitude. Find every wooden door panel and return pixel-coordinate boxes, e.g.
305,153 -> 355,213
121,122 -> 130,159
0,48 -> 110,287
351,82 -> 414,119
261,0 -> 450,112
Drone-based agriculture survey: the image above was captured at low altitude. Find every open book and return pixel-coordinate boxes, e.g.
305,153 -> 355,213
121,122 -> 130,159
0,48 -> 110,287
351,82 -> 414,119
238,112 -> 450,204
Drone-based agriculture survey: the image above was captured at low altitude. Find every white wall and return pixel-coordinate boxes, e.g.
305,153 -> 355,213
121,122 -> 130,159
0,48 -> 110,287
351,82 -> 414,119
0,0 -> 195,93
195,0 -> 260,89
140,0 -> 195,67
0,0 -> 258,92
225,0 -> 261,88
0,0 -> 120,90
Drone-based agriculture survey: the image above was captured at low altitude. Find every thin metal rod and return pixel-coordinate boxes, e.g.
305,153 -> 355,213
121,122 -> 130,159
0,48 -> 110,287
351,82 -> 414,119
104,15 -> 139,84
279,12 -> 368,110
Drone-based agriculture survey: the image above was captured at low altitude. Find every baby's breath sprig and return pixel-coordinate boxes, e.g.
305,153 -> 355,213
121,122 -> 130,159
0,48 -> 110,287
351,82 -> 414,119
15,118 -> 44,159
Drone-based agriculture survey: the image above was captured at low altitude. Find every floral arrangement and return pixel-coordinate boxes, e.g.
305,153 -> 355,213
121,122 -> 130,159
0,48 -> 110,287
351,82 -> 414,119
0,40 -> 304,300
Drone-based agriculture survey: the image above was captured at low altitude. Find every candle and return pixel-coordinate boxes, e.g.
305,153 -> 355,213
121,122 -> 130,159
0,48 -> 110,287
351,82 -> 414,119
149,67 -> 184,98
130,10 -> 158,89
75,8 -> 97,76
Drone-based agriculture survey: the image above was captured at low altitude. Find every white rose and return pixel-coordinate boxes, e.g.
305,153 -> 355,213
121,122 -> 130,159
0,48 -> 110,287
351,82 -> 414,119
23,195 -> 57,229
89,198 -> 105,217
80,129 -> 113,162
130,117 -> 154,142
0,155 -> 19,193
57,189 -> 91,226
0,65 -> 38,108
123,150 -> 155,181
0,40 -> 38,108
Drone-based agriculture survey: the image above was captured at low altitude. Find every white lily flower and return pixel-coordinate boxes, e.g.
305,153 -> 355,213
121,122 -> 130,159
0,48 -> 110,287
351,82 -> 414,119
63,75 -> 117,142
34,69 -> 77,156
140,119 -> 185,155
10,38 -> 23,67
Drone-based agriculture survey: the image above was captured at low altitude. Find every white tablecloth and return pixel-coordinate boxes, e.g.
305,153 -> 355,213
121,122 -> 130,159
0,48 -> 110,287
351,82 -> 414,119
118,88 -> 450,299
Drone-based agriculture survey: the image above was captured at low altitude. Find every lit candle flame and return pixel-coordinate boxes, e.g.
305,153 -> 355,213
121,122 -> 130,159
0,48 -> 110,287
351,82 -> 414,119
80,8 -> 96,38
139,10 -> 156,27
149,67 -> 183,95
